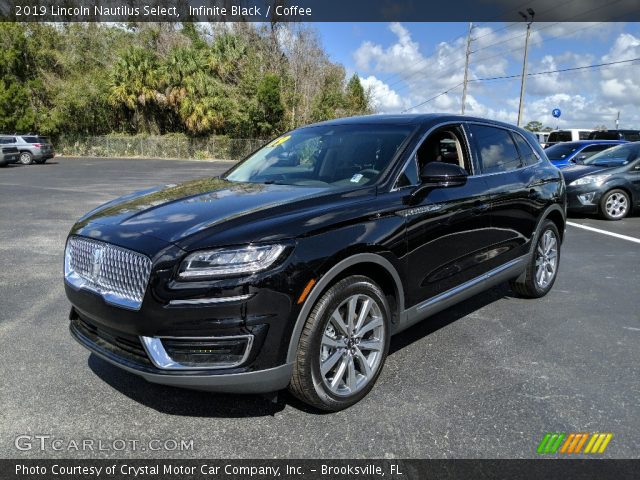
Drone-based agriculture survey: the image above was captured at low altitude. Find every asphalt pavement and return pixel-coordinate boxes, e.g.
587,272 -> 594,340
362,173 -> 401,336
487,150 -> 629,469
1,157 -> 638,459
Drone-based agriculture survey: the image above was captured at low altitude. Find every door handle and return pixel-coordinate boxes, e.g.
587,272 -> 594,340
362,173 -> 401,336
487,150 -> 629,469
472,201 -> 489,214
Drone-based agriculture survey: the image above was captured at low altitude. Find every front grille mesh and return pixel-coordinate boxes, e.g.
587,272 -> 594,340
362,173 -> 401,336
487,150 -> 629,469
66,236 -> 152,308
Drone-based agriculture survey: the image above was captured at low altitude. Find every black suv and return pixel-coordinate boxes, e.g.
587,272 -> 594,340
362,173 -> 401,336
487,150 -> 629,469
588,130 -> 640,142
64,114 -> 566,411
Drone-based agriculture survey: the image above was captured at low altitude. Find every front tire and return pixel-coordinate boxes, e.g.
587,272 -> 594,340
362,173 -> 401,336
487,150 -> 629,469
510,220 -> 560,298
19,152 -> 33,165
289,275 -> 391,411
599,189 -> 629,220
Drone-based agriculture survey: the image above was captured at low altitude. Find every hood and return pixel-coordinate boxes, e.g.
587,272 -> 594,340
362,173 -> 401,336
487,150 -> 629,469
75,177 -> 339,244
560,164 -> 609,184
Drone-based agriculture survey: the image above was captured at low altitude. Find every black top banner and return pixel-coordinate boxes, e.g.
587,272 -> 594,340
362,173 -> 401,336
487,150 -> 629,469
1,0 -> 639,22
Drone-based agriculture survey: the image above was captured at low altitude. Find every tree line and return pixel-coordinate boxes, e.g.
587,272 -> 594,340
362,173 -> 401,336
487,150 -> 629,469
0,23 -> 372,139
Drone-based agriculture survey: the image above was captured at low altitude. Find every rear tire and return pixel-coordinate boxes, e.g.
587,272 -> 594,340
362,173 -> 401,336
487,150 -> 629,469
19,152 -> 33,165
289,275 -> 391,411
510,220 -> 560,298
599,189 -> 629,221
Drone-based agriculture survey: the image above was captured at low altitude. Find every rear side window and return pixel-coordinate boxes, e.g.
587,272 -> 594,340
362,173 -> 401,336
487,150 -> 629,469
548,131 -> 571,143
468,124 -> 521,174
623,132 -> 640,141
578,131 -> 591,140
512,133 -> 539,166
580,144 -> 616,160
22,136 -> 39,143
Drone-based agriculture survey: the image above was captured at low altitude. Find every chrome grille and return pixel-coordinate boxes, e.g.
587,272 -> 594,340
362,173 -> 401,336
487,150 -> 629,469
64,236 -> 152,310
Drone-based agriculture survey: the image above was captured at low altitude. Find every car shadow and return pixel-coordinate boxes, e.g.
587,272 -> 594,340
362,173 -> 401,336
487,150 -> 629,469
88,354 -> 287,418
389,283 -> 511,355
88,283 -> 513,417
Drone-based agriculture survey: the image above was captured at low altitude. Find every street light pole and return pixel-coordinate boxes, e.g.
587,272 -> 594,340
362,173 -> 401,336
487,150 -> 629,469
517,9 -> 535,127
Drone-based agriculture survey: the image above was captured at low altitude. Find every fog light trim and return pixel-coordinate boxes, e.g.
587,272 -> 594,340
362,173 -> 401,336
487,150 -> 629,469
140,334 -> 253,370
577,192 -> 596,205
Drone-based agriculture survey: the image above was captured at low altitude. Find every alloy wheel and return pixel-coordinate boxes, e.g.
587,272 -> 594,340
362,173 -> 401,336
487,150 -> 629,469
319,294 -> 385,396
604,192 -> 628,219
19,152 -> 32,165
535,229 -> 558,289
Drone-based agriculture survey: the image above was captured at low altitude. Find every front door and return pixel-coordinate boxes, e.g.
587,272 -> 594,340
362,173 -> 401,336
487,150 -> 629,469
402,124 -> 495,308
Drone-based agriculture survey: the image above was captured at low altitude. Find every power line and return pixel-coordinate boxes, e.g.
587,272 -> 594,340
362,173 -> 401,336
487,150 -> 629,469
401,83 -> 463,113
471,56 -> 640,82
400,57 -> 640,113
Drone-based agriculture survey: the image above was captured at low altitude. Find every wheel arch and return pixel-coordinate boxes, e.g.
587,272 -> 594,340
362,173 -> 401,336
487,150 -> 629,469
600,185 -> 634,211
286,253 -> 404,364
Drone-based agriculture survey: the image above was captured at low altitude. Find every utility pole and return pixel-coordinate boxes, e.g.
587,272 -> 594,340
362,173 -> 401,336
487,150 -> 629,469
461,22 -> 474,115
517,8 -> 535,127
616,111 -> 620,129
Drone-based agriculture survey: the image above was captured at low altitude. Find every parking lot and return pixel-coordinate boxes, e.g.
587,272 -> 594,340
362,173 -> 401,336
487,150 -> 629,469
1,157 -> 639,459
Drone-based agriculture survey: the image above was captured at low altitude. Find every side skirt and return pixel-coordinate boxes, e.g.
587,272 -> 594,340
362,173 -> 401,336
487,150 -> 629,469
394,255 -> 528,335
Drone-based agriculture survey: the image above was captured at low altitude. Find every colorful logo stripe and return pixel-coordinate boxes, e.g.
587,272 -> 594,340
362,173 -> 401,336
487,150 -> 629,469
537,433 -> 612,454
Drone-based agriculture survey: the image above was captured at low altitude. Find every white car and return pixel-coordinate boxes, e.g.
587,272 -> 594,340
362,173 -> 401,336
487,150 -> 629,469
545,129 -> 593,148
532,131 -> 550,148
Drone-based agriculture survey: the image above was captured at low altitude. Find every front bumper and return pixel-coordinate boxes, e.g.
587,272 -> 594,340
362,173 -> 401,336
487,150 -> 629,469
70,314 -> 293,393
566,186 -> 602,214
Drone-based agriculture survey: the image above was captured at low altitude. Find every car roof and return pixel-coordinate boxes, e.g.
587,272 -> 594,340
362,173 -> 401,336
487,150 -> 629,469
307,113 -> 524,131
553,140 -> 628,145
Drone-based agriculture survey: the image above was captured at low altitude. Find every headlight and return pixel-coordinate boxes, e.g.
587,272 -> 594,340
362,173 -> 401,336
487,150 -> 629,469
569,174 -> 611,186
178,244 -> 287,279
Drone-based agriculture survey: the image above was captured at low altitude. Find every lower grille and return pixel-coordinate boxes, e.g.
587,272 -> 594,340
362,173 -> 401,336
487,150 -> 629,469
73,316 -> 151,367
64,236 -> 152,310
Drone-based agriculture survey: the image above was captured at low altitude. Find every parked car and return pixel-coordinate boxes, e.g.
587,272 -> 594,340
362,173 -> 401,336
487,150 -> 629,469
0,138 -> 19,167
532,131 -> 550,148
545,129 -> 593,148
563,142 -> 640,220
0,134 -> 55,165
587,129 -> 640,141
544,140 -> 626,168
64,114 -> 566,411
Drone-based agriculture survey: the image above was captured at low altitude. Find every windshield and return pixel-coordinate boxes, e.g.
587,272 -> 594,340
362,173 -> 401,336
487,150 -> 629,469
224,124 -> 413,187
544,143 -> 580,160
583,143 -> 639,166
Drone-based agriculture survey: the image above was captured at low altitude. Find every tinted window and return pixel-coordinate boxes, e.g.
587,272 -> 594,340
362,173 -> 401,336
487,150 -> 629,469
225,124 -> 413,187
580,144 -> 616,160
23,136 -> 40,143
584,144 -> 640,166
0,137 -> 16,144
578,131 -> 591,140
548,131 -> 571,143
396,158 -> 419,188
512,133 -> 539,166
590,131 -> 619,140
469,125 -> 521,174
544,143 -> 580,160
623,132 -> 640,141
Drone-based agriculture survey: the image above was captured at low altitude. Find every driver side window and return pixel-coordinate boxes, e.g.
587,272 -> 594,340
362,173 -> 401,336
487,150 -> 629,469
395,124 -> 470,188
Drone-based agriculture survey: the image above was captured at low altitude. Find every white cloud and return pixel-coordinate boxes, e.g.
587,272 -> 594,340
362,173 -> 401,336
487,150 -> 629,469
350,23 -> 640,129
359,75 -> 404,112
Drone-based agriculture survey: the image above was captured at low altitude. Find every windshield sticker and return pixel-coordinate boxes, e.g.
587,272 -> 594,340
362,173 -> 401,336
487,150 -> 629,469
350,174 -> 363,183
267,135 -> 291,148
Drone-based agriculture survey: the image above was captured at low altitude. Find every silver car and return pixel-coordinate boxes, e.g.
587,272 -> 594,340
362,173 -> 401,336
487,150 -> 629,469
0,135 -> 55,165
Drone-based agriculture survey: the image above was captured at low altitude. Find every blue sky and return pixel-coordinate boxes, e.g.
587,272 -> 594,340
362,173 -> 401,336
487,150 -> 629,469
313,22 -> 640,129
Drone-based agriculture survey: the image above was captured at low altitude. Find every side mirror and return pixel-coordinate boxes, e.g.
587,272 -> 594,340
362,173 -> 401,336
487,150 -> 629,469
575,156 -> 586,164
408,162 -> 468,204
420,161 -> 468,187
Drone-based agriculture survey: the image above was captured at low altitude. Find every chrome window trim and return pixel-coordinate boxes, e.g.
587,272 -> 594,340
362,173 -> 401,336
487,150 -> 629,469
391,120 -> 474,192
141,334 -> 254,370
464,121 -> 543,178
168,294 -> 253,306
